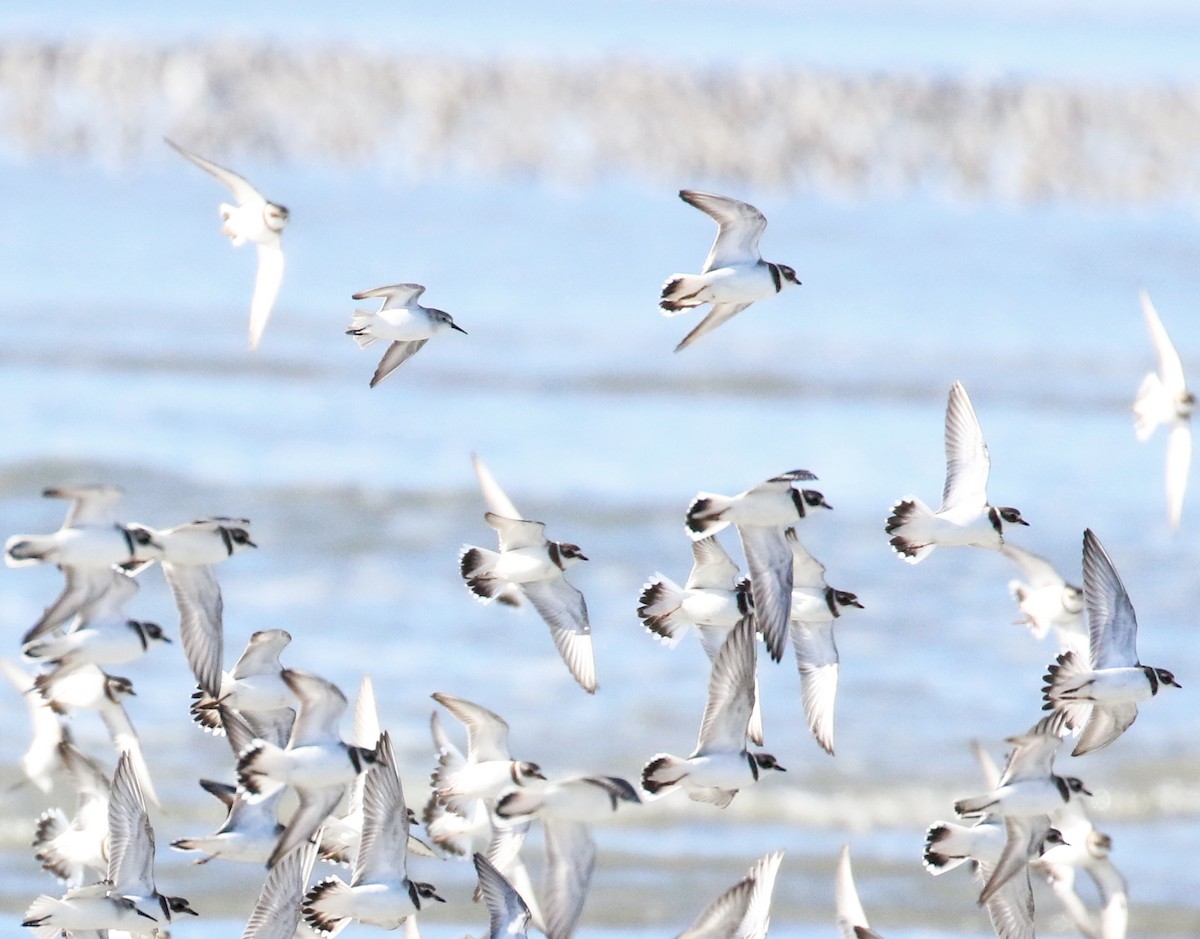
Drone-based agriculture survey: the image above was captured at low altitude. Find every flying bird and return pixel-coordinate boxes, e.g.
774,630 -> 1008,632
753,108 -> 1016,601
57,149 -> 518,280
1132,289 -> 1193,529
686,469 -> 831,662
1042,529 -> 1181,756
127,516 -> 256,707
785,529 -> 862,755
998,541 -> 1088,656
166,138 -> 288,350
886,381 -> 1028,562
302,732 -> 445,933
460,497 -> 596,693
641,617 -> 785,807
347,283 -> 467,386
495,774 -> 640,939
237,669 -> 376,868
660,190 -> 800,352
429,692 -> 545,812
23,752 -> 197,936
7,485 -> 162,644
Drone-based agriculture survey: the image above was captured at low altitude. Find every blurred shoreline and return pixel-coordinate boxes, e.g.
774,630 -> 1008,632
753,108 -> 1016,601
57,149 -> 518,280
0,40 -> 1198,204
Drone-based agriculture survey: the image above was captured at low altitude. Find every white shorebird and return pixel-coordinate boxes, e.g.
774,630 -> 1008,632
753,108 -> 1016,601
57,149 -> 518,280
998,541 -> 1088,656
927,731 -> 1068,939
660,190 -> 800,352
785,529 -> 862,756
166,138 -> 288,350
127,516 -> 256,706
302,731 -> 445,933
191,627 -> 296,740
23,753 -> 197,936
171,706 -> 286,866
1033,797 -> 1129,939
886,382 -> 1028,563
637,534 -> 751,654
496,774 -> 640,939
32,740 -> 111,887
237,668 -> 376,868
33,664 -> 160,807
924,813 -> 1063,939
686,469 -> 831,662
1042,529 -> 1181,756
7,485 -> 162,643
641,617 -> 785,807
1,657 -> 67,792
954,714 -> 1087,822
637,534 -> 765,745
460,508 -> 595,694
23,569 -> 170,679
346,283 -> 467,386
429,692 -> 545,812
421,709 -> 492,857
1132,289 -> 1193,529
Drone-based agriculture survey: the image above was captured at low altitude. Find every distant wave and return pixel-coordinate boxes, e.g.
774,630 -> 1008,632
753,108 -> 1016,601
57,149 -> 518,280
1,40 -> 1199,203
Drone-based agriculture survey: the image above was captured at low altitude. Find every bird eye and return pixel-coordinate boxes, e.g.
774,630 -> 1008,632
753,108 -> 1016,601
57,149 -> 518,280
803,490 -> 827,507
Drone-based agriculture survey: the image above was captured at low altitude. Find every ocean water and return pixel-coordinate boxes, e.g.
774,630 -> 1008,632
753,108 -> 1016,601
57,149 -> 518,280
1,5 -> 1199,938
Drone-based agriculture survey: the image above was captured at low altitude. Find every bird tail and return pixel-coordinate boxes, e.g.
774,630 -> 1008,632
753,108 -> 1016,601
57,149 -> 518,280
660,274 -> 708,314
637,576 -> 691,647
1132,372 -> 1166,441
641,753 -> 688,795
235,739 -> 288,796
32,809 -> 85,885
22,895 -> 65,938
1006,581 -> 1051,639
303,875 -> 354,936
922,821 -> 974,874
459,546 -> 507,602
4,535 -> 52,567
885,498 -> 937,563
189,686 -> 226,735
31,808 -> 67,851
345,310 -> 380,349
685,493 -> 734,538
1041,651 -> 1094,732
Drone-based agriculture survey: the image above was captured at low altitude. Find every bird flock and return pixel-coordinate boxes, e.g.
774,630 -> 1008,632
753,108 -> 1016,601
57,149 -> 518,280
2,140 -> 1192,939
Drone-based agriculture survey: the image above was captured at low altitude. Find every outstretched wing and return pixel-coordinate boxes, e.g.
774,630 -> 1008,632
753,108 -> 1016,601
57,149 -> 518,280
370,340 -> 429,386
352,283 -> 426,311
674,303 -> 752,353
167,138 -> 265,206
679,190 -> 768,271
941,381 -> 991,513
249,240 -> 285,351
521,577 -> 597,694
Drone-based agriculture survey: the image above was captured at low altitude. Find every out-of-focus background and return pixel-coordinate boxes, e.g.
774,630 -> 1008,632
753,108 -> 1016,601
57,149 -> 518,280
1,2 -> 1198,936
